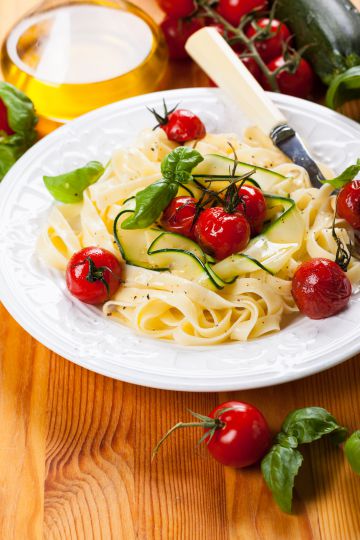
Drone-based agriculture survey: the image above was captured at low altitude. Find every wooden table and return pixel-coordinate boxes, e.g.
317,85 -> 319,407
1,1 -> 359,538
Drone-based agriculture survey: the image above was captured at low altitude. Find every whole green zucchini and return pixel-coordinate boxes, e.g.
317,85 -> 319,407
275,0 -> 360,109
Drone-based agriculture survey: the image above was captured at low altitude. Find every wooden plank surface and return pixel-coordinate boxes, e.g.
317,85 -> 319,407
0,1 -> 359,539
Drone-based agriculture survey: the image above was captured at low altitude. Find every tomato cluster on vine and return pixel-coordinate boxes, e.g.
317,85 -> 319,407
158,0 -> 315,99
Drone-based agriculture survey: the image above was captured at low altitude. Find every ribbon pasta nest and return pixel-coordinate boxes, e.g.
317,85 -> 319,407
37,126 -> 360,345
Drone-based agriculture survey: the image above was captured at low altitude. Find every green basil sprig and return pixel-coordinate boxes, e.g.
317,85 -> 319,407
321,158 -> 360,189
121,146 -> 203,230
43,161 -> 105,203
344,430 -> 360,474
261,407 -> 347,513
0,82 -> 38,181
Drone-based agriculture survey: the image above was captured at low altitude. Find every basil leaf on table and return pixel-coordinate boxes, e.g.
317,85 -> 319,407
161,146 -> 204,183
344,430 -> 360,474
0,82 -> 37,142
0,143 -> 20,179
261,407 -> 348,513
121,180 -> 178,230
261,445 -> 303,513
43,161 -> 105,203
321,159 -> 360,189
121,146 -> 203,230
281,407 -> 347,444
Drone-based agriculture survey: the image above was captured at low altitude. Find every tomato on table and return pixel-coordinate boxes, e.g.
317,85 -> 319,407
263,55 -> 314,98
162,196 -> 199,239
157,0 -> 196,18
217,0 -> 268,27
153,400 -> 271,468
195,206 -> 250,260
160,16 -> 203,60
291,258 -> 352,319
66,247 -> 123,305
245,18 -> 291,62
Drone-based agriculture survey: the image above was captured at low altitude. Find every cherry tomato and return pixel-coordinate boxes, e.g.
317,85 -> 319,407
195,207 -> 250,260
164,109 -> 206,142
157,0 -> 196,18
241,56 -> 262,82
291,258 -> 352,319
217,0 -> 268,27
66,247 -> 122,305
236,184 -> 267,236
337,180 -> 360,230
245,18 -> 291,62
160,16 -> 203,60
264,55 -> 314,98
205,401 -> 271,468
162,196 -> 198,239
0,99 -> 14,135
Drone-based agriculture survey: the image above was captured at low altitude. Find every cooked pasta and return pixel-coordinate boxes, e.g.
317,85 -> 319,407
37,126 -> 360,345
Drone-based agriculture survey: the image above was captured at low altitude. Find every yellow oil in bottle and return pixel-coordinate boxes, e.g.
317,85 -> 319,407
1,0 -> 168,134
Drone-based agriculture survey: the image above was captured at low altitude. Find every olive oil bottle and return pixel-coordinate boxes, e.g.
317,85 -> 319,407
1,0 -> 168,134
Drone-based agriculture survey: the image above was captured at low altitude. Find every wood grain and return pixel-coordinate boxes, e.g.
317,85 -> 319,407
1,1 -> 360,539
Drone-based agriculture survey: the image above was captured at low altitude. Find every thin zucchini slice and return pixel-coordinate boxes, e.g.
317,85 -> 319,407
193,154 -> 285,191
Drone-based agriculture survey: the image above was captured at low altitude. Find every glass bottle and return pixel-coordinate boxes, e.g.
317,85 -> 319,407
1,0 -> 168,134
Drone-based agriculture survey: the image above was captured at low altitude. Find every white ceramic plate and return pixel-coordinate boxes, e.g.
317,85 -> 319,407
1,88 -> 360,391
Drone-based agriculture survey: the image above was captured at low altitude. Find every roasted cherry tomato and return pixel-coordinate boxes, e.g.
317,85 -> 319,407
150,101 -> 206,143
245,18 -> 291,62
157,0 -> 196,18
162,196 -> 198,239
291,258 -> 352,319
264,55 -> 314,98
217,0 -> 268,27
236,184 -> 267,236
66,247 -> 122,305
195,207 -> 250,260
160,16 -> 203,60
205,401 -> 271,468
337,180 -> 360,230
0,99 -> 14,135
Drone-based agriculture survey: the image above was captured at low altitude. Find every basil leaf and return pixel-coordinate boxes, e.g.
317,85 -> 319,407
0,143 -> 19,180
344,430 -> 360,474
321,159 -> 360,189
121,180 -> 178,230
281,407 -> 345,444
161,146 -> 203,183
43,161 -> 104,203
261,445 -> 303,513
0,82 -> 37,142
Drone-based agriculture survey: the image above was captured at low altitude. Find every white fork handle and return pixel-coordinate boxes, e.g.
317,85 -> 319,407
185,27 -> 286,134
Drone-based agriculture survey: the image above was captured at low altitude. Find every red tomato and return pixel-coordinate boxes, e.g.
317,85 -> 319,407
206,401 -> 271,468
237,184 -> 267,236
162,196 -> 198,238
160,16 -> 203,60
0,99 -> 14,135
264,55 -> 314,98
337,180 -> 360,230
195,207 -> 250,260
158,0 -> 196,18
217,0 -> 268,27
292,258 -> 352,319
66,247 -> 122,305
241,56 -> 262,82
245,18 -> 291,62
163,109 -> 206,142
